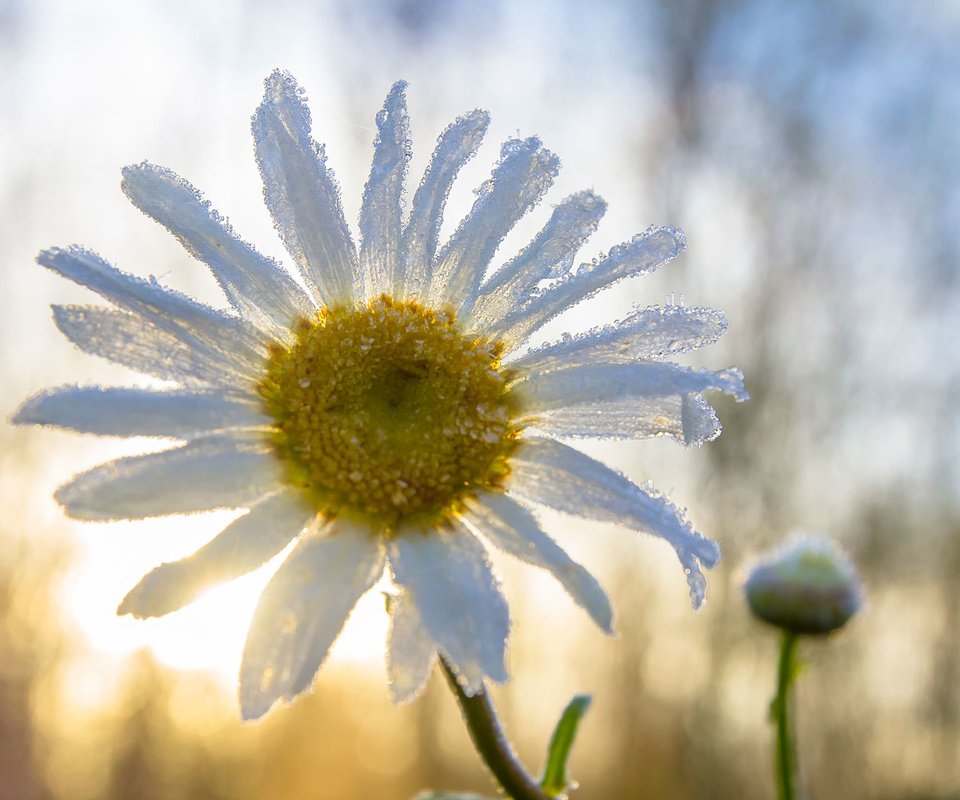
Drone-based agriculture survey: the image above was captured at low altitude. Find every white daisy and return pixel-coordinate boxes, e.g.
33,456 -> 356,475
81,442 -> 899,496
15,71 -> 746,719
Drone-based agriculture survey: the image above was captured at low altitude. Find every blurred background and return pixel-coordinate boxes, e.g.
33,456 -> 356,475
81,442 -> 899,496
2,0 -> 959,798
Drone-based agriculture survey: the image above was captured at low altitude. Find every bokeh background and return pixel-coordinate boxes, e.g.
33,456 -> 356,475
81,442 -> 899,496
2,1 -> 959,798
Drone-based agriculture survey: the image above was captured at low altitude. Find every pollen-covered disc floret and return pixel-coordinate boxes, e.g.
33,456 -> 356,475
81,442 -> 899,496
259,296 -> 522,527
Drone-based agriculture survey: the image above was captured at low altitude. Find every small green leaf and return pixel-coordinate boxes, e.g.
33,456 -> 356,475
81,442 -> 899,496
539,694 -> 592,797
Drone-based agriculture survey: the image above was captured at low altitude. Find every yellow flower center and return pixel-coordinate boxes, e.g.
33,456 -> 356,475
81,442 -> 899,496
259,296 -> 523,529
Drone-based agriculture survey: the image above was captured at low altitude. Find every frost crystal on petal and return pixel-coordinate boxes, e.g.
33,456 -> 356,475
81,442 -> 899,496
509,437 -> 722,608
401,110 -> 490,301
122,161 -> 314,337
470,190 -> 606,329
508,304 -> 728,373
253,70 -> 359,306
389,524 -> 510,692
429,136 -> 560,313
491,225 -> 687,348
359,81 -> 411,300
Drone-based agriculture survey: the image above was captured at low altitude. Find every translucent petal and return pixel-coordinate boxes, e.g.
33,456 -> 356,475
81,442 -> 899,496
253,70 -> 358,307
118,489 -> 315,618
428,137 -> 560,313
508,305 -> 728,374
527,393 -> 721,446
386,590 -> 437,704
514,361 -> 747,413
55,433 -> 283,521
121,162 -> 314,337
39,247 -> 265,379
388,522 -> 509,695
359,81 -> 410,300
239,519 -> 385,720
468,191 -> 606,330
52,305 -> 238,387
13,385 -> 266,438
509,436 -> 721,608
489,226 -> 687,348
464,492 -> 613,632
400,109 -> 489,302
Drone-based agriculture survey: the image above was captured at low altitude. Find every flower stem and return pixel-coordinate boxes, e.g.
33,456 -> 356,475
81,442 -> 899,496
773,632 -> 799,800
440,657 -> 552,800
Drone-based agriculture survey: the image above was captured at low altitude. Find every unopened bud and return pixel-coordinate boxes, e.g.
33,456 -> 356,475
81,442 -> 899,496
744,535 -> 862,635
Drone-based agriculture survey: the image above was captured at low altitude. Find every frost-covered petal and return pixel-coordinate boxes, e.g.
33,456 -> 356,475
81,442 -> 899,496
528,393 -> 722,446
239,519 -> 385,720
14,385 -> 266,438
464,492 -> 613,633
468,191 -> 606,329
389,522 -> 509,695
359,81 -> 410,300
508,305 -> 728,374
401,109 -> 489,302
489,226 -> 687,348
509,436 -> 721,608
253,70 -> 358,306
118,489 -> 315,618
429,137 -> 560,313
55,433 -> 283,521
39,247 -> 265,378
52,305 -> 244,388
121,162 -> 314,336
514,361 -> 747,413
386,590 -> 437,703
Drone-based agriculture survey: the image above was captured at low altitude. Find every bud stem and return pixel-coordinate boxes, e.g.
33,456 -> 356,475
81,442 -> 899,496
773,631 -> 799,800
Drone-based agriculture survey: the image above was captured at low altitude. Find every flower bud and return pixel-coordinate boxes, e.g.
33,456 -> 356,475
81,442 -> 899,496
744,535 -> 862,635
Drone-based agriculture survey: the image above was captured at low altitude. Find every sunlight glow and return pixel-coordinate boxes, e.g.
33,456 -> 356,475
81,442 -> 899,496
60,512 -> 391,683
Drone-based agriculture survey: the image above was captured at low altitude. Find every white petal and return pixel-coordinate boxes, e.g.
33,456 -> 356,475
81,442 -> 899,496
121,162 -> 314,336
253,70 -> 358,307
388,523 -> 509,695
359,81 -> 410,300
527,393 -> 722,446
386,590 -> 437,704
52,305 -> 243,387
118,489 -> 315,618
508,305 -> 728,374
400,109 -> 489,302
463,492 -> 613,633
489,226 -> 686,348
55,433 -> 283,521
239,519 -> 385,720
14,385 -> 266,438
513,361 -> 747,413
509,436 -> 721,608
428,137 -> 559,313
468,190 -> 606,330
39,247 -> 265,379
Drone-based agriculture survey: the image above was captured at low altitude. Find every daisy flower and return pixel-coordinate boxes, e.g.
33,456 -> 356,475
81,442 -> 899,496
16,71 -> 746,720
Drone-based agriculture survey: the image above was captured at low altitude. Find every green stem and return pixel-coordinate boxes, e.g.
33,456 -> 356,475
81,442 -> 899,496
440,657 -> 552,800
773,632 -> 799,800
